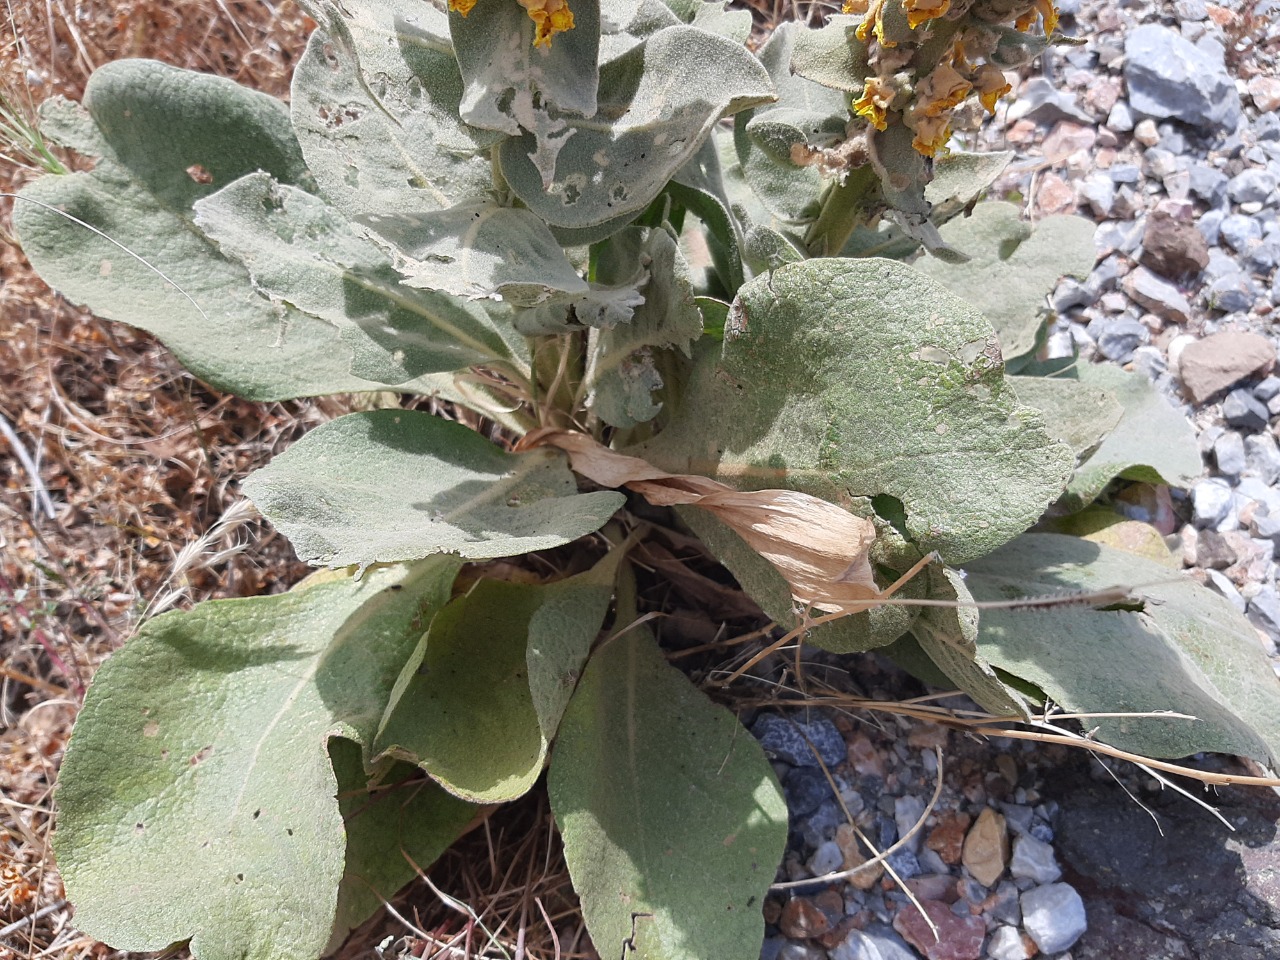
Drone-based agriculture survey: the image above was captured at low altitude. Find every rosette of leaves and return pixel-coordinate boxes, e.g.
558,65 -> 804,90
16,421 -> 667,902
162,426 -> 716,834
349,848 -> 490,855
14,1 -> 1280,958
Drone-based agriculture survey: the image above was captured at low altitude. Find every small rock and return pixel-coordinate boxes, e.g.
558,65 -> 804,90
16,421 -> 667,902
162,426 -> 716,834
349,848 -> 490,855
1223,388 -> 1270,431
1248,588 -> 1280,635
986,926 -> 1031,960
1021,883 -> 1088,954
754,715 -> 846,769
1035,172 -> 1076,216
894,795 -> 927,854
1253,513 -> 1280,556
892,901 -> 986,960
1140,211 -> 1210,278
1206,568 -> 1247,612
1107,101 -> 1135,131
1123,266 -> 1192,322
837,823 -> 883,891
1219,214 -> 1263,253
1229,169 -> 1278,205
885,850 -> 921,881
1208,272 -> 1261,314
1248,75 -> 1280,113
1192,478 -> 1235,527
1189,163 -> 1229,207
1042,121 -> 1096,162
926,812 -> 970,865
1177,332 -> 1275,403
1254,376 -> 1280,402
780,897 -> 832,940
785,767 -> 836,818
1196,529 -> 1238,569
1009,834 -> 1063,885
1213,430 -> 1248,477
1124,25 -> 1241,131
961,807 -> 1009,887
1077,173 -> 1116,218
808,840 -> 844,878
779,943 -> 827,960
1133,118 -> 1160,147
831,926 -> 918,960
1008,76 -> 1093,125
1095,319 -> 1148,362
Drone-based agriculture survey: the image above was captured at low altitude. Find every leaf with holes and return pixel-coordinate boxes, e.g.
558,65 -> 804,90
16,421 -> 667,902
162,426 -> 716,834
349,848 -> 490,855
243,410 -> 624,567
193,174 -> 526,386
13,60 -> 451,401
54,559 -> 461,960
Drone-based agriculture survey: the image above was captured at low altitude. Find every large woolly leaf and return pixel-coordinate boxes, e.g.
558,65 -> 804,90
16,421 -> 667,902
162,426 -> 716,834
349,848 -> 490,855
364,202 -> 589,306
374,555 -> 618,801
640,258 -> 1075,563
54,560 -> 461,960
914,203 -> 1096,361
586,226 -> 704,427
549,626 -> 788,960
451,0 -> 601,185
498,25 -> 774,229
292,0 -> 498,222
1010,374 -> 1124,460
968,534 -> 1280,767
193,174 -> 525,385
327,742 -> 477,951
789,14 -> 869,93
243,410 -> 624,567
734,23 -> 847,225
13,61 -> 451,401
1060,364 -> 1202,511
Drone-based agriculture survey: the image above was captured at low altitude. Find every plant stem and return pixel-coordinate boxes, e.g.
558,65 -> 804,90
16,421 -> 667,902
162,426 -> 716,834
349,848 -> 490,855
803,164 -> 880,258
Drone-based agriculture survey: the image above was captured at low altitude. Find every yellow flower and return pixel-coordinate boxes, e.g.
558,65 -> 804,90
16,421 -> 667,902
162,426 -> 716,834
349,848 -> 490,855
904,0 -> 951,29
1014,0 -> 1057,33
852,76 -> 896,130
517,0 -> 575,47
906,110 -> 951,156
854,0 -> 895,46
915,60 -> 971,117
841,0 -> 870,12
972,62 -> 1011,112
449,0 -> 478,15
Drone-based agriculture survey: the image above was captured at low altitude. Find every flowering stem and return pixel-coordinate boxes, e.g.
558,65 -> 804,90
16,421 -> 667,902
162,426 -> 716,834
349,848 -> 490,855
803,164 -> 880,258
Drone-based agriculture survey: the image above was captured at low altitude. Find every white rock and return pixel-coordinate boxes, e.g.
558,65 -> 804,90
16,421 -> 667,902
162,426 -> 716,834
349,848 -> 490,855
987,925 -> 1031,960
1021,882 -> 1088,954
1009,834 -> 1062,884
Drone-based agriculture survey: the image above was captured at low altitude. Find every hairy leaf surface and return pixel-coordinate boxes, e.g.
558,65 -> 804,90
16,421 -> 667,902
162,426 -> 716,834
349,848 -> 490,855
968,534 -> 1280,766
374,557 -> 617,801
243,411 -> 624,567
13,61 -> 448,400
54,560 -> 460,960
640,259 -> 1075,563
498,25 -> 773,229
194,174 -> 525,385
549,627 -> 788,960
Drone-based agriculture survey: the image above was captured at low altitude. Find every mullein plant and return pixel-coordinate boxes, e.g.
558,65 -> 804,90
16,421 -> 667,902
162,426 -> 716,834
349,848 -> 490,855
11,1 -> 1280,959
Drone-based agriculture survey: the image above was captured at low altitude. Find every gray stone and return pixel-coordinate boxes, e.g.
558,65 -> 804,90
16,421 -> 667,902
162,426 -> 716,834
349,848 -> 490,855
1123,266 -> 1192,322
761,936 -> 787,960
799,799 -> 844,849
831,926 -> 917,960
1189,163 -> 1229,207
1124,25 -> 1242,132
1223,388 -> 1271,431
1107,101 -> 1135,132
1245,432 -> 1280,482
1009,77 -> 1093,125
987,926 -> 1031,960
894,795 -> 926,854
884,849 -> 920,880
779,943 -> 827,960
1108,163 -> 1141,184
1252,512 -> 1280,556
1220,213 -> 1264,252
1248,587 -> 1280,635
1203,246 -> 1241,283
784,767 -> 835,818
1096,319 -> 1148,362
1021,882 -> 1088,954
1246,238 -> 1280,273
1196,529 -> 1238,569
1206,568 -> 1248,611
1213,430 -> 1247,477
1078,173 -> 1116,218
1051,277 -> 1094,312
1192,478 -> 1235,527
1255,375 -> 1280,402
1229,169 -> 1278,205
754,714 -> 846,769
1208,272 -> 1261,314
1009,834 -> 1062,885
1257,110 -> 1280,142
1197,208 -> 1225,245
807,840 -> 844,878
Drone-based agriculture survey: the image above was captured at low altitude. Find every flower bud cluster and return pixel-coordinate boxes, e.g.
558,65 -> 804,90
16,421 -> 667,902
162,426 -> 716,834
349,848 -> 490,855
841,0 -> 1058,157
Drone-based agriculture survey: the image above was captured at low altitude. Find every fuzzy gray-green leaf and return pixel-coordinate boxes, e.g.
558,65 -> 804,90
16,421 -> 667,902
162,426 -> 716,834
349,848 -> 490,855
13,61 -> 451,401
549,626 -> 788,960
499,25 -> 774,229
968,534 -> 1280,767
243,410 -> 624,567
640,259 -> 1075,564
54,560 -> 460,960
194,174 -> 525,385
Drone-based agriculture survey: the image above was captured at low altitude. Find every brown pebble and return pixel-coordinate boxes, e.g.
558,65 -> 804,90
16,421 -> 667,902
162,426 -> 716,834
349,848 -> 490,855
779,897 -> 831,939
961,807 -> 1010,887
836,823 -> 883,890
926,812 -> 971,865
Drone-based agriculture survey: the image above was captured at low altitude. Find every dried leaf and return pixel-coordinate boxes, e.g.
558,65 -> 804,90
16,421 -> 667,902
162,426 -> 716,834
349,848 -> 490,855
527,429 -> 882,615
